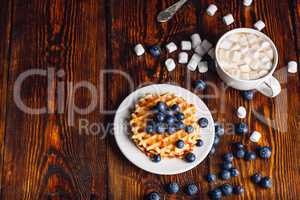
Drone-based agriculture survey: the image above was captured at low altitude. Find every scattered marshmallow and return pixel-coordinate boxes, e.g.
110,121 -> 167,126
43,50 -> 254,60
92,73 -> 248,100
187,53 -> 202,71
191,33 -> 202,49
134,44 -> 145,56
208,48 -> 216,59
254,20 -> 265,31
243,0 -> 253,6
237,106 -> 247,118
201,40 -> 213,52
178,52 -> 189,64
198,61 -> 209,73
250,131 -> 262,143
166,42 -> 178,53
223,14 -> 235,26
165,58 -> 176,71
206,4 -> 218,16
194,46 -> 206,56
288,61 -> 298,73
181,41 -> 192,51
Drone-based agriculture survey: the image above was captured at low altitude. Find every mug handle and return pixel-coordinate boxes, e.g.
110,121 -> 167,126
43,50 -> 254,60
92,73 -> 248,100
256,76 -> 281,97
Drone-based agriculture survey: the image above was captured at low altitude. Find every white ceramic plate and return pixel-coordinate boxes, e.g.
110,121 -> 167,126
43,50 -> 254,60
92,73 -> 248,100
113,84 -> 215,175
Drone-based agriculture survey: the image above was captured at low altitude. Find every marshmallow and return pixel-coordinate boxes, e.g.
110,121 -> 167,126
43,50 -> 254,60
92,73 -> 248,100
201,40 -> 213,52
223,14 -> 235,25
258,70 -> 269,77
220,40 -> 232,50
191,33 -> 202,49
178,52 -> 189,64
237,106 -> 247,118
288,61 -> 298,73
165,58 -> 176,71
187,53 -> 202,71
250,131 -> 262,143
198,61 -> 208,73
208,48 -> 216,59
243,0 -> 253,6
240,64 -> 251,72
206,4 -> 218,16
166,42 -> 178,53
231,51 -> 242,62
194,46 -> 206,56
181,41 -> 192,51
266,49 -> 274,59
254,20 -> 265,31
134,44 -> 145,56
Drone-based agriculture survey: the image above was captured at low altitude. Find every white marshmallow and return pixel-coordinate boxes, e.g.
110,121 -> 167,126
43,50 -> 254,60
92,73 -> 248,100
240,72 -> 250,80
181,41 -> 192,51
258,70 -> 269,77
243,0 -> 253,6
266,49 -> 274,59
198,61 -> 208,73
231,51 -> 242,62
220,40 -> 232,50
191,33 -> 202,49
232,44 -> 241,51
223,14 -> 235,26
201,40 -> 213,52
254,20 -> 265,31
261,41 -> 271,49
288,61 -> 298,73
187,53 -> 202,71
237,106 -> 247,118
250,131 -> 262,143
208,48 -> 216,59
206,4 -> 218,16
134,44 -> 145,56
240,64 -> 251,72
261,62 -> 273,70
261,56 -> 271,63
165,58 -> 176,71
166,42 -> 177,53
178,52 -> 189,64
194,45 -> 206,56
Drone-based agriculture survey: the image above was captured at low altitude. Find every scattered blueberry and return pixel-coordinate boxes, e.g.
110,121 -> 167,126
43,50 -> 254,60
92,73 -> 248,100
221,161 -> 233,170
185,152 -> 196,162
251,173 -> 262,184
223,153 -> 234,162
215,124 -> 225,137
156,123 -> 165,134
209,147 -> 216,155
176,140 -> 185,149
213,136 -> 220,146
235,148 -> 246,159
166,115 -> 176,125
258,146 -> 272,159
230,168 -> 239,177
175,121 -> 185,130
170,104 -> 180,112
149,45 -> 161,57
206,173 -> 217,183
175,112 -> 185,121
145,191 -> 160,200
145,125 -> 154,134
152,154 -> 161,163
244,151 -> 256,161
233,185 -> 245,195
234,142 -> 244,149
242,90 -> 254,101
260,177 -> 272,189
220,170 -> 231,180
196,139 -> 204,147
165,182 -> 179,194
156,101 -> 167,112
167,126 -> 176,134
210,189 -> 222,200
235,123 -> 248,135
185,125 -> 194,133
194,80 -> 207,90
155,112 -> 165,122
185,183 -> 198,196
198,117 -> 209,128
221,184 -> 233,196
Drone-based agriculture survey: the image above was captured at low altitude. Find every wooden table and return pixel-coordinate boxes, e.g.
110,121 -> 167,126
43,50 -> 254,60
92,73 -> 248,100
0,0 -> 299,199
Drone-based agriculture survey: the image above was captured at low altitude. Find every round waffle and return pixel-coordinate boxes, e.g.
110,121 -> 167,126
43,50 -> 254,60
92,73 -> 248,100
130,93 -> 200,159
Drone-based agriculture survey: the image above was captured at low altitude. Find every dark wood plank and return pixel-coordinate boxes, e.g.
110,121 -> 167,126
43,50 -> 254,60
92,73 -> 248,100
1,0 -> 107,199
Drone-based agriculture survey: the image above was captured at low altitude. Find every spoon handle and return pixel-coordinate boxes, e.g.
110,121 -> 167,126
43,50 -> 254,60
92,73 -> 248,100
157,0 -> 189,23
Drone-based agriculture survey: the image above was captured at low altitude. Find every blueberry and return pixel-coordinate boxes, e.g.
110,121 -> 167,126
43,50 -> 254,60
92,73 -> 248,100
198,117 -> 209,128
145,191 -> 160,200
167,126 -> 176,134
234,142 -> 244,149
185,125 -> 194,133
235,123 -> 248,135
244,151 -> 256,161
185,183 -> 198,196
206,173 -> 216,183
233,185 -> 245,195
235,148 -> 246,159
149,45 -> 161,57
209,147 -> 216,155
194,80 -> 207,90
145,125 -> 154,134
156,101 -> 167,112
215,124 -> 225,137
220,170 -> 231,180
166,115 -> 176,125
260,177 -> 272,189
185,152 -> 196,163
221,161 -> 233,170
210,189 -> 222,200
223,153 -> 234,162
258,146 -> 272,159
242,90 -> 254,101
175,121 -> 185,130
196,139 -> 204,147
251,173 -> 262,184
230,168 -> 239,177
176,140 -> 185,149
152,154 -> 161,163
175,112 -> 185,121
155,112 -> 165,122
221,184 -> 233,196
170,104 -> 180,112
213,136 -> 220,146
165,182 -> 179,194
156,123 -> 165,134
164,108 -> 174,116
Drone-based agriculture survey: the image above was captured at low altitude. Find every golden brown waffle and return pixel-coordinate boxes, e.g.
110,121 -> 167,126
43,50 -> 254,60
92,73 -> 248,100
130,93 -> 200,159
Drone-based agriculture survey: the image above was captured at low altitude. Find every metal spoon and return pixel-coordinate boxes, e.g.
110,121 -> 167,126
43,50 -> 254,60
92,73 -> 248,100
157,0 -> 189,23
